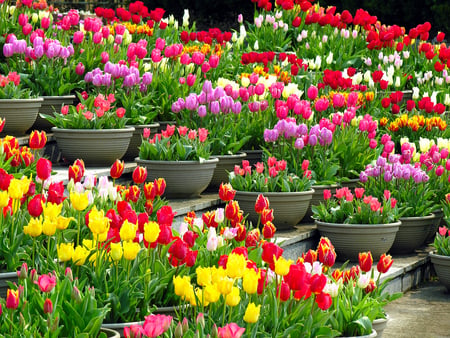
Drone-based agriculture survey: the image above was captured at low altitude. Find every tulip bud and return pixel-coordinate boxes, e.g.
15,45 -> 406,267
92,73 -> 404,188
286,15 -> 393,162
72,286 -> 82,304
43,298 -> 53,314
65,267 -> 73,282
182,317 -> 189,333
211,324 -> 218,338
18,262 -> 28,280
175,322 -> 184,338
196,312 -> 205,329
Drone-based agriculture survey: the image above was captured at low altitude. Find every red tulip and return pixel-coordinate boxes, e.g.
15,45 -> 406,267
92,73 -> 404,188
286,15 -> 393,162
277,282 -> 291,302
36,158 -> 52,181
261,242 -> 283,270
377,253 -> 393,274
68,163 -> 83,183
28,194 -> 45,217
359,251 -> 373,273
310,273 -> 327,294
6,289 -> 19,309
156,205 -> 176,226
225,200 -> 240,221
315,292 -> 332,310
43,298 -> 53,314
153,178 -> 166,196
254,194 -> 269,213
29,130 -> 47,149
260,208 -> 274,225
218,183 -> 236,202
110,159 -> 124,179
132,165 -> 147,184
262,221 -> 276,239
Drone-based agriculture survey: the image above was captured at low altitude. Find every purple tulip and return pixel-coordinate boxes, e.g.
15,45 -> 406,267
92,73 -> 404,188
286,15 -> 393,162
248,101 -> 260,113
92,74 -> 103,86
34,45 -> 44,58
119,64 -> 129,78
264,129 -> 279,142
231,102 -> 242,114
214,86 -> 225,100
202,80 -> 213,94
123,73 -> 136,87
104,61 -> 114,74
376,157 -> 386,167
294,137 -> 305,149
308,134 -> 318,146
84,71 -> 93,83
33,36 -> 43,48
359,171 -> 368,183
142,72 -> 152,85
198,105 -> 207,117
185,93 -> 199,110
210,101 -> 220,114
139,84 -> 147,92
45,45 -> 56,58
384,171 -> 393,182
198,91 -> 207,105
13,39 -> 27,54
296,123 -> 308,137
67,44 -> 74,55
59,47 -> 70,59
171,101 -> 182,113
102,73 -> 112,87
3,43 -> 13,57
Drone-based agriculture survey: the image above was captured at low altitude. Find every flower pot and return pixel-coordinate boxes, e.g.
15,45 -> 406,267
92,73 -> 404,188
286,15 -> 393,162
33,95 -> 76,131
0,271 -> 18,298
234,190 -> 314,230
242,149 -> 264,166
305,184 -> 340,220
209,152 -> 247,189
315,221 -> 401,261
424,210 -> 443,244
430,252 -> 450,292
339,178 -> 362,190
340,329 -> 377,338
0,98 -> 43,136
52,127 -> 134,166
372,314 -> 390,338
157,121 -> 176,133
123,123 -> 160,161
136,158 -> 219,198
390,214 -> 437,254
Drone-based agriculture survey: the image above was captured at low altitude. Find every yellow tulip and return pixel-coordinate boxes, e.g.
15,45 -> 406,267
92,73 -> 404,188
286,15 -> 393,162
204,284 -> 220,303
23,218 -> 43,237
217,277 -> 233,295
56,216 -> 74,230
196,266 -> 212,287
211,266 -> 226,284
8,178 -> 26,200
57,243 -> 74,262
243,268 -> 260,295
226,253 -> 247,279
82,239 -> 95,250
119,219 -> 137,242
194,287 -> 209,307
70,191 -> 89,211
73,245 -> 89,265
274,256 -> 293,276
42,218 -> 57,236
225,286 -> 241,307
173,275 -> 191,300
123,241 -> 140,260
88,206 -> 110,235
0,191 -> 9,209
243,302 -> 261,323
43,202 -> 63,222
110,242 -> 123,261
143,221 -> 160,244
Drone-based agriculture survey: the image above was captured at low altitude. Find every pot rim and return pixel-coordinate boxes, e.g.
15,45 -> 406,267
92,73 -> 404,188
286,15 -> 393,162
399,213 -> 437,221
210,151 -> 247,159
430,252 -> 450,259
315,220 -> 402,228
135,157 -> 219,164
0,97 -> 44,102
40,95 -> 76,99
235,189 -> 315,196
52,126 -> 135,133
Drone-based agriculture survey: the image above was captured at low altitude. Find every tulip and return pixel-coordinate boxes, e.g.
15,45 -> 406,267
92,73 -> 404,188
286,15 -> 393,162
132,166 -> 147,184
43,298 -> 53,314
36,158 -> 52,181
6,289 -> 19,309
377,253 -> 394,273
38,273 -> 57,293
29,130 -> 47,149
243,302 -> 261,323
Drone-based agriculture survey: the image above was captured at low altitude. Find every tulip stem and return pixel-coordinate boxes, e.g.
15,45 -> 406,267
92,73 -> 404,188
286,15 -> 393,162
77,212 -> 81,246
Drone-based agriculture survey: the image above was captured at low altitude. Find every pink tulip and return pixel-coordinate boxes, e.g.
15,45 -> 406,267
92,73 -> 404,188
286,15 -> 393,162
307,85 -> 318,100
73,31 -> 84,44
37,273 -> 57,293
6,289 -> 19,309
